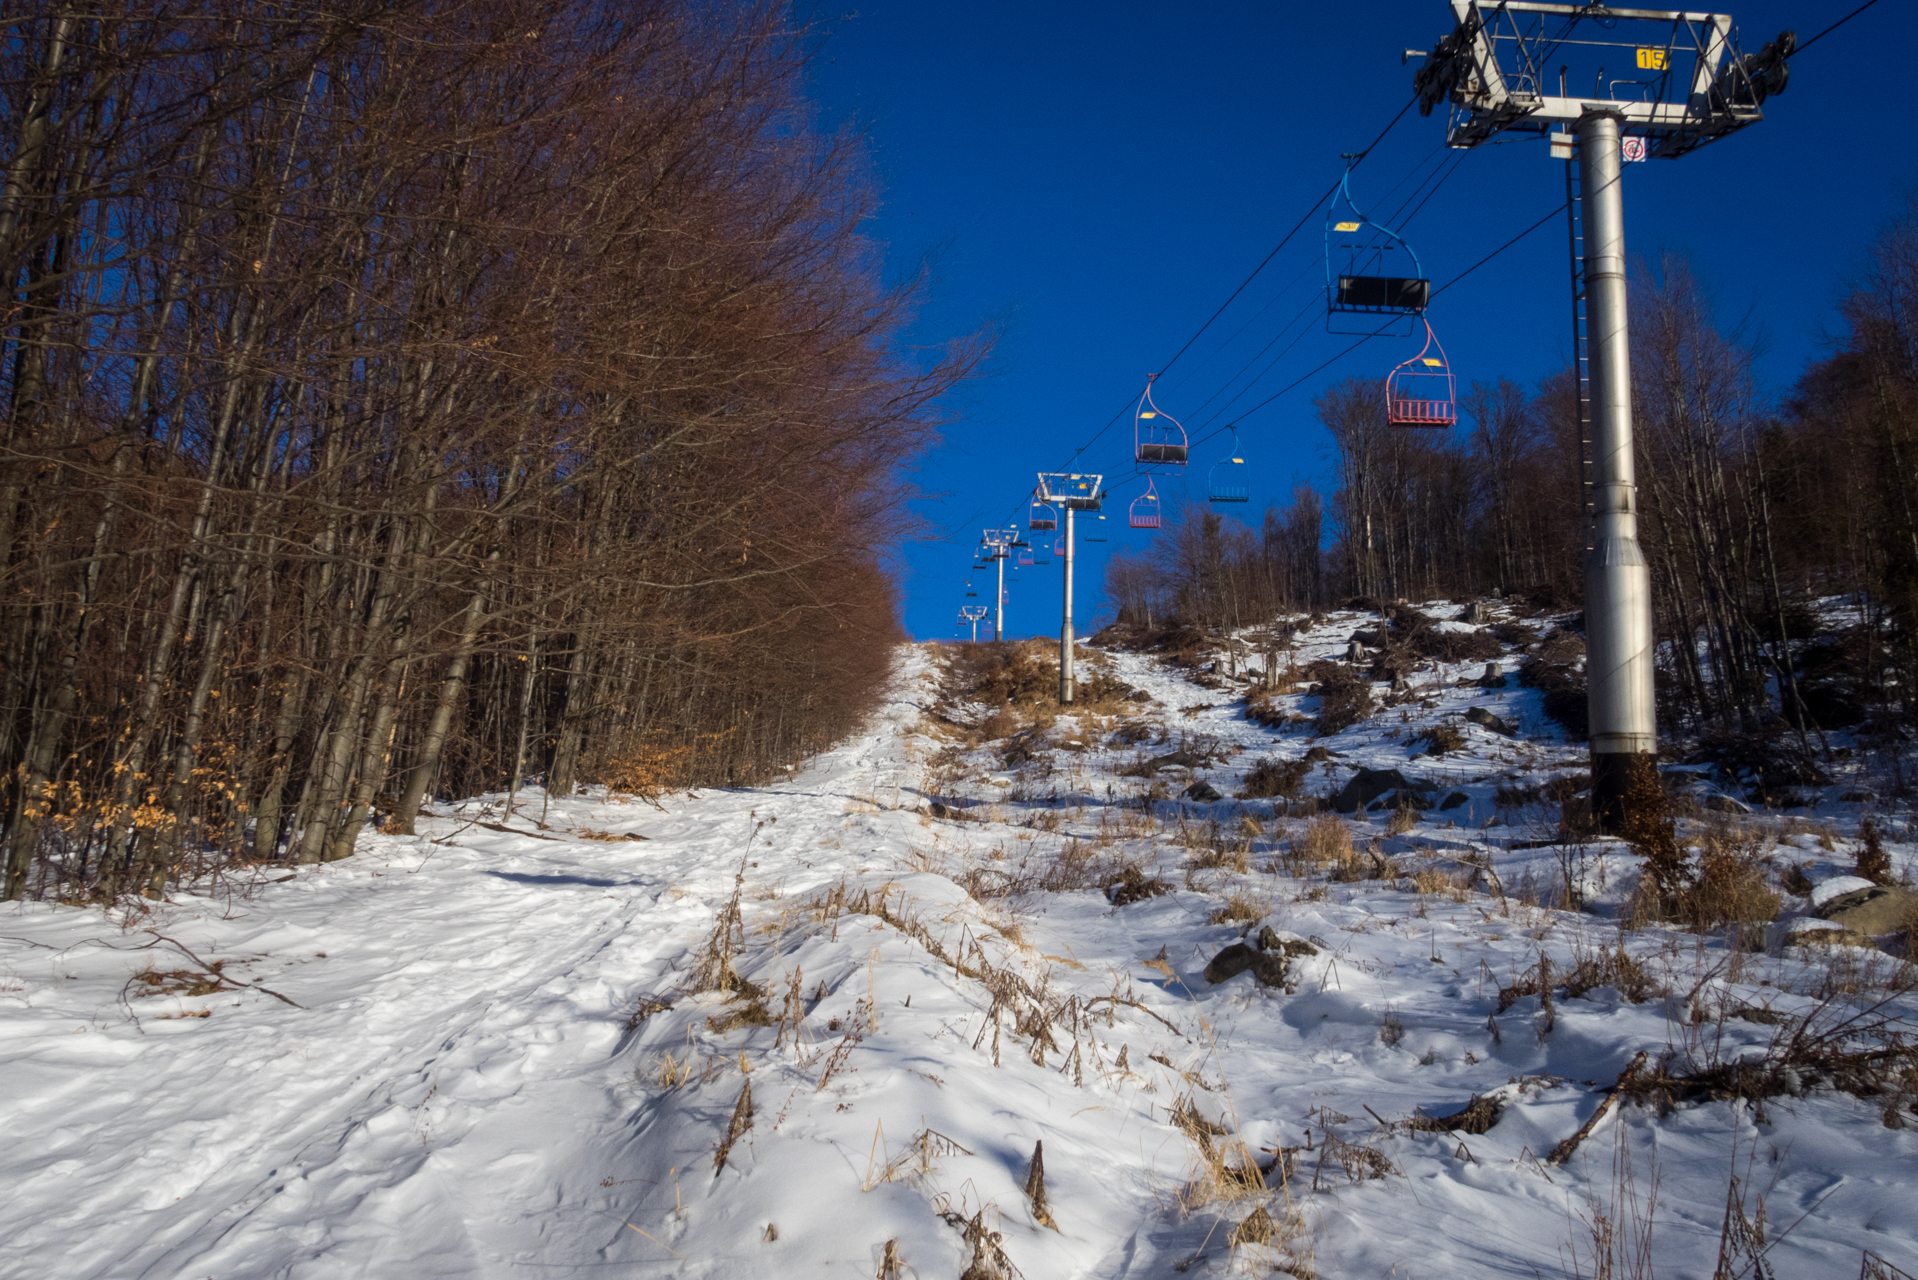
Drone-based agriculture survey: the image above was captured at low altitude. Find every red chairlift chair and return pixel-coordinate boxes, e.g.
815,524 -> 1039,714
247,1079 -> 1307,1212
1129,478 -> 1162,530
1385,318 -> 1457,427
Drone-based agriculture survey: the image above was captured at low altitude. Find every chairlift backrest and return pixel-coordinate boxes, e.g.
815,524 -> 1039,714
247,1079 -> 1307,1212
1207,427 -> 1251,503
1134,376 -> 1188,465
1029,493 -> 1058,531
1385,318 -> 1457,428
1129,477 -> 1163,530
1325,163 -> 1428,336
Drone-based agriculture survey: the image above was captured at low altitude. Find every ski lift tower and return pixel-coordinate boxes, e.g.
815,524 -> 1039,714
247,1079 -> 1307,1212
1037,473 -> 1104,704
1410,2 -> 1791,830
981,528 -> 1015,641
960,604 -> 989,642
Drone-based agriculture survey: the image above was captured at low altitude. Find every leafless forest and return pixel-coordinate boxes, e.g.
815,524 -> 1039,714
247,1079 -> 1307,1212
1105,218 -> 1918,762
0,1 -> 976,900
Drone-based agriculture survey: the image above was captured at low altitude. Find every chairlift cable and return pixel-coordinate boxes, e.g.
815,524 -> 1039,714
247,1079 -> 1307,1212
1039,94 -> 1422,478
957,14 -> 1867,598
1795,0 -> 1880,55
1187,157 -> 1465,434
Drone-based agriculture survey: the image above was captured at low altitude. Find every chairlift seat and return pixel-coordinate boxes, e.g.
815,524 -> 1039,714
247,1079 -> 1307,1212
1129,478 -> 1163,530
1134,378 -> 1189,467
1326,164 -> 1428,334
1385,319 -> 1457,429
1206,428 -> 1252,504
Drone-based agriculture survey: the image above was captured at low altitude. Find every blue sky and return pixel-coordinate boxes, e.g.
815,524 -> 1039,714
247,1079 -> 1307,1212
804,1 -> 1913,642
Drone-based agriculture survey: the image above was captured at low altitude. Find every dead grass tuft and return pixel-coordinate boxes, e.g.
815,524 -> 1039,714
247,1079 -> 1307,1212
1208,891 -> 1266,925
1294,814 -> 1355,865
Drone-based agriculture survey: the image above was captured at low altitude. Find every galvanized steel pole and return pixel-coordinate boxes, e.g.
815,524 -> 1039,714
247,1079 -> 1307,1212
995,550 -> 1005,642
1061,506 -> 1076,703
1577,111 -> 1658,826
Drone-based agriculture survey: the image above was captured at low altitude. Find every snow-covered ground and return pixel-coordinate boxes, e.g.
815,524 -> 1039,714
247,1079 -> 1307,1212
4,621 -> 1917,1279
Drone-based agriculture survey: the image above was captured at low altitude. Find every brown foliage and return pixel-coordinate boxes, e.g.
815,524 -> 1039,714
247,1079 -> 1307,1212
0,2 -> 979,899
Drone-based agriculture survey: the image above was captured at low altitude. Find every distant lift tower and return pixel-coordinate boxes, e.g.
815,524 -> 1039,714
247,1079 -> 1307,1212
960,605 -> 989,642
1411,3 -> 1791,829
981,528 -> 1015,641
1036,473 -> 1104,704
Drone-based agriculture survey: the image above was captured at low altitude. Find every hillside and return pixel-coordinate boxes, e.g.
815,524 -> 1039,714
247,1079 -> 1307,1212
3,606 -> 1915,1279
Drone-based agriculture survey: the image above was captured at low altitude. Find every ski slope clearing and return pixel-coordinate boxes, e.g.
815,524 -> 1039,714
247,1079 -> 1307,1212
3,620 -> 1917,1279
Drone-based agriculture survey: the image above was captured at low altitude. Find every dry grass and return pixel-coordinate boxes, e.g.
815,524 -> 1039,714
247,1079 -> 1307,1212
1178,817 -> 1253,872
1207,891 -> 1267,926
647,1047 -> 697,1090
1294,814 -> 1355,865
571,826 -> 648,842
1406,867 -> 1474,902
1682,827 -> 1781,934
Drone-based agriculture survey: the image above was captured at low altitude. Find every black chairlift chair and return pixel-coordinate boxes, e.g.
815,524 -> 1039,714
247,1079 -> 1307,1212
1325,160 -> 1428,337
1134,375 -> 1188,464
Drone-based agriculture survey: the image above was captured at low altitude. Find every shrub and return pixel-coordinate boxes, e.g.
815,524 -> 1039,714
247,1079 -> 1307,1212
1415,629 -> 1503,664
1519,655 -> 1588,740
1309,664 -> 1375,736
1239,757 -> 1309,800
1535,629 -> 1586,665
1856,816 -> 1893,885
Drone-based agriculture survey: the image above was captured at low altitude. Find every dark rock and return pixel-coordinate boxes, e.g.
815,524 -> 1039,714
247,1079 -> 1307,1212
1840,790 -> 1877,803
1249,952 -> 1290,987
1205,942 -> 1290,987
1204,943 -> 1257,984
1302,746 -> 1334,764
1183,779 -> 1223,802
930,800 -> 950,819
1465,705 -> 1516,736
1146,750 -> 1204,771
1256,926 -> 1319,957
1349,629 -> 1385,647
1331,768 -> 1430,814
1439,791 -> 1470,811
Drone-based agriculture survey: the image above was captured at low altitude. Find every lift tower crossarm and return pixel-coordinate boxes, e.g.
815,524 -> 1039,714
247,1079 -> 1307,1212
1424,2 -> 1781,157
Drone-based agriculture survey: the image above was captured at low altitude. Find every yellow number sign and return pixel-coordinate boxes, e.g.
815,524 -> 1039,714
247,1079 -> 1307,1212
1635,47 -> 1668,71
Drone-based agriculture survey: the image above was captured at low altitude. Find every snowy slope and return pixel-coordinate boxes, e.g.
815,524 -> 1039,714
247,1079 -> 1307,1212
3,633 -> 1916,1279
